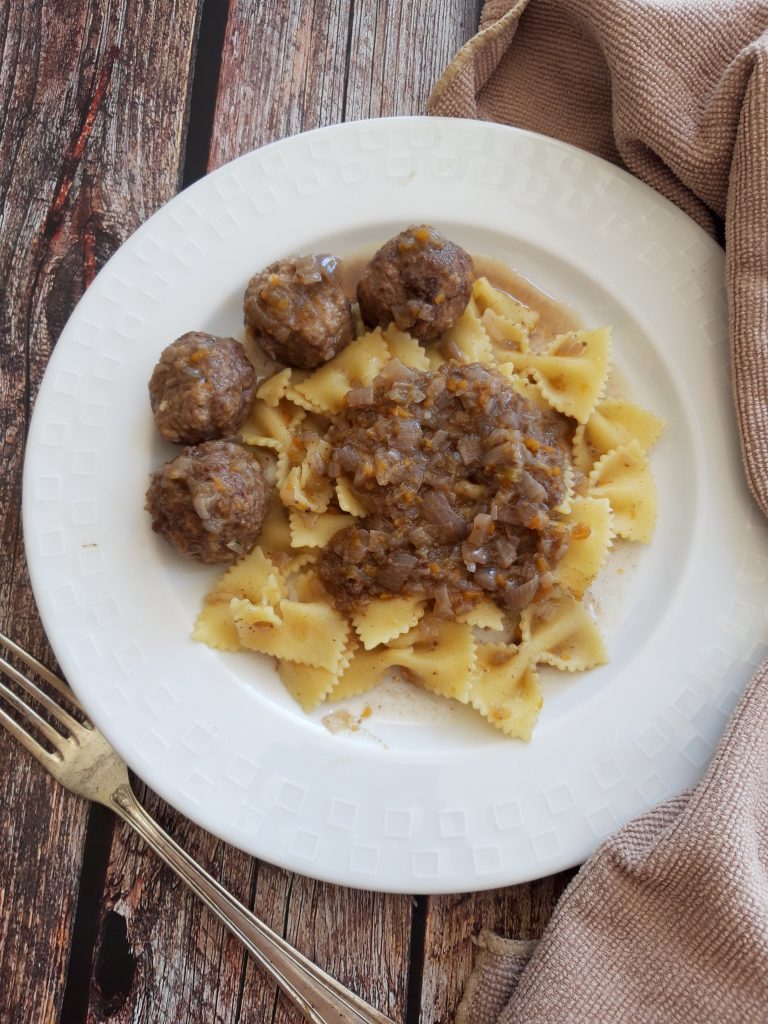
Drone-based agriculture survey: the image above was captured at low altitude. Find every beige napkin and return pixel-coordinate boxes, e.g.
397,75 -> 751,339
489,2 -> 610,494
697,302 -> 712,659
429,2 -> 768,1021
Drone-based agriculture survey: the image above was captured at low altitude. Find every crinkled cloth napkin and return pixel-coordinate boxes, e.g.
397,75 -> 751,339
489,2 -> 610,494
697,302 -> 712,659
429,2 -> 768,1023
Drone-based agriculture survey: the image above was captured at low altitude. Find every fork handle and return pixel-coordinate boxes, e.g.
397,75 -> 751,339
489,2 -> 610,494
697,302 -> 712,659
110,785 -> 396,1024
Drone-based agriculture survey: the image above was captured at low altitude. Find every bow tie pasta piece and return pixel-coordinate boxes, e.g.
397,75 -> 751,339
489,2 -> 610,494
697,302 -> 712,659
521,591 -> 607,671
288,509 -> 357,548
329,642 -> 403,702
554,497 -> 614,599
193,600 -> 242,652
280,555 -> 322,603
438,305 -> 494,365
587,399 -> 665,453
588,440 -> 656,543
256,367 -> 298,407
257,499 -> 294,560
332,619 -> 477,703
206,547 -> 284,605
470,642 -> 542,740
239,397 -> 306,448
553,457 -> 575,517
352,596 -> 427,650
278,660 -> 340,711
381,324 -> 430,370
457,599 -> 506,631
336,477 -> 367,517
275,447 -> 290,487
275,416 -> 331,490
426,346 -> 446,371
288,331 -> 391,415
481,308 -> 531,364
472,277 -> 540,332
396,620 -> 476,703
279,438 -> 333,513
573,399 -> 665,473
282,564 -> 324,603
500,367 -> 557,415
232,595 -> 350,674
193,547 -> 285,650
502,328 -> 611,424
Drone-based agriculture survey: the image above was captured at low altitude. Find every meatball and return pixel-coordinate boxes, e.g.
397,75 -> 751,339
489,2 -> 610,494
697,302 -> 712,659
146,440 -> 269,564
149,333 -> 256,445
243,254 -> 354,369
356,225 -> 473,342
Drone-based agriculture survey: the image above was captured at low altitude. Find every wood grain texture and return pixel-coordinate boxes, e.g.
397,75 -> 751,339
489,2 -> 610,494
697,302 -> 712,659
345,0 -> 484,121
210,0 -> 483,169
419,872 -> 576,1024
209,0 -> 352,169
86,787 -> 256,1023
0,1 -> 200,1021
239,866 -> 412,1024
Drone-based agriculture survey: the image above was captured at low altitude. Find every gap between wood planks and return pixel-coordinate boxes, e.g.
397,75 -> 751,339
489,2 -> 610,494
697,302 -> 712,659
406,896 -> 429,1024
182,0 -> 230,187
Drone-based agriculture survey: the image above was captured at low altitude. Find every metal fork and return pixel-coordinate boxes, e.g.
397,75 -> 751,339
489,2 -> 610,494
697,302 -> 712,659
0,630 -> 396,1024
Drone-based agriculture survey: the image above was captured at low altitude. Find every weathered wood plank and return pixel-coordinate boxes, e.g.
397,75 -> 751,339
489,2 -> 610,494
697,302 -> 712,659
419,871 -> 577,1024
0,1 -> 200,1022
86,786 -> 256,1023
210,0 -> 483,173
209,0 -> 352,169
345,0 -> 483,121
238,866 -> 412,1024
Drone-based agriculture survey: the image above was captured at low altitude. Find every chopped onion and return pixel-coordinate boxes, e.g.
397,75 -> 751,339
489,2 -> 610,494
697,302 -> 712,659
503,576 -> 540,611
474,566 -> 498,590
420,490 -> 465,534
457,437 -> 481,465
378,551 -> 418,590
433,584 -> 452,618
468,513 -> 495,545
518,470 -> 547,503
482,441 -> 521,468
346,386 -> 374,407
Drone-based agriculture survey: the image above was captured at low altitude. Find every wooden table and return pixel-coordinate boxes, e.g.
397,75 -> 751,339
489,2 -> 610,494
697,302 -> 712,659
0,3 -> 574,1021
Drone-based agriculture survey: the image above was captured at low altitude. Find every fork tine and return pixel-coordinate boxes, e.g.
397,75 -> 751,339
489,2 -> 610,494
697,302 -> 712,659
0,630 -> 87,717
0,701 -> 62,766
0,651 -> 85,736
0,674 -> 70,753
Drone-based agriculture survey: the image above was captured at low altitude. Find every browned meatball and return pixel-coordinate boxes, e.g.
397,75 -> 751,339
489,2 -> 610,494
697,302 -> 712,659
149,333 -> 256,445
243,254 -> 354,369
146,440 -> 269,564
357,226 -> 473,342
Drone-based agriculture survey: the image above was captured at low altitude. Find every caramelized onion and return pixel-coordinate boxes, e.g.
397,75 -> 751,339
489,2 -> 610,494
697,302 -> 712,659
317,361 -> 570,619
420,490 -> 465,535
378,551 -> 418,590
518,470 -> 547,503
503,576 -> 540,610
346,386 -> 374,407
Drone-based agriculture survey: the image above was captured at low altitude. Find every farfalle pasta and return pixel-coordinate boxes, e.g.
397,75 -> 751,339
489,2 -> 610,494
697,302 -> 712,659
194,270 -> 663,740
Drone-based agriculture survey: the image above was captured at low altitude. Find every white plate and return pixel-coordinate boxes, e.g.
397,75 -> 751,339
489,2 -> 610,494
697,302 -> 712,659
23,117 -> 768,893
